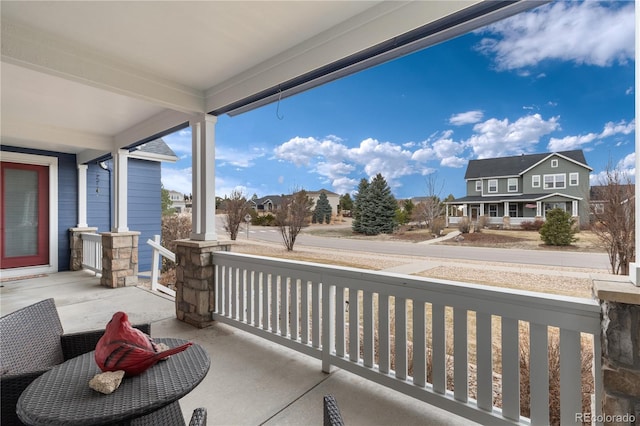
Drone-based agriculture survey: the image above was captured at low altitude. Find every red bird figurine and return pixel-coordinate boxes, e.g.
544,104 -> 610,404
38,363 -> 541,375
95,311 -> 192,376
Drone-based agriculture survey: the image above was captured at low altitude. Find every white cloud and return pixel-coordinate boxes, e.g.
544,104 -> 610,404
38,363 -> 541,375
476,2 -> 635,71
217,146 -> 266,168
547,119 -> 635,151
468,114 -> 560,158
547,133 -> 598,151
449,110 -> 484,126
590,153 -> 636,185
161,167 -> 192,195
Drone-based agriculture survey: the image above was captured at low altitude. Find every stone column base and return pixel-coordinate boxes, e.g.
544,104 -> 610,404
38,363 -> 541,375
69,227 -> 98,271
175,239 -> 232,328
594,278 -> 640,425
100,231 -> 140,288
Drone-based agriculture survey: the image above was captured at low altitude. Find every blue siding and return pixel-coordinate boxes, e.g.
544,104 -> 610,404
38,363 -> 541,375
3,146 -> 162,274
86,158 -> 160,272
127,159 -> 161,272
1,146 -> 77,271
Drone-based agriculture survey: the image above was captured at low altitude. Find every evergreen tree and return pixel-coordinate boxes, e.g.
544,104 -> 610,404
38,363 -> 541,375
339,193 -> 353,214
352,179 -> 369,233
160,184 -> 174,216
312,191 -> 332,224
352,174 -> 397,235
539,208 -> 577,246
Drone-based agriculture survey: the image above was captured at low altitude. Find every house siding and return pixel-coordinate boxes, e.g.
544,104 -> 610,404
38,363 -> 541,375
86,159 -> 159,272
1,146 -> 77,271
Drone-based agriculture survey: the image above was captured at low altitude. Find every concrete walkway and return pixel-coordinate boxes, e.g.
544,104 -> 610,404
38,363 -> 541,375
1,271 -> 475,426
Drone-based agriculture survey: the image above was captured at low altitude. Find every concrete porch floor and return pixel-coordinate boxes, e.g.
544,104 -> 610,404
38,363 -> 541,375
1,271 -> 476,426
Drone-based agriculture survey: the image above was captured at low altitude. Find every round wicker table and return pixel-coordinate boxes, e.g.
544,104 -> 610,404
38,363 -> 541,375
17,338 -> 210,426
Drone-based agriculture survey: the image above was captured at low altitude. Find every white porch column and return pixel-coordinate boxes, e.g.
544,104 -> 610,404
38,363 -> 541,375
503,201 -> 509,217
536,201 -> 542,217
571,200 -> 578,217
462,204 -> 467,217
632,58 -> 640,285
112,149 -> 129,232
479,203 -> 485,216
190,114 -> 217,241
77,164 -> 88,227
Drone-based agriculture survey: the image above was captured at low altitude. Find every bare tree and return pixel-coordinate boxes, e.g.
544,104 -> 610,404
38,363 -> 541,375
275,189 -> 313,251
223,189 -> 251,240
412,174 -> 446,229
590,165 -> 635,275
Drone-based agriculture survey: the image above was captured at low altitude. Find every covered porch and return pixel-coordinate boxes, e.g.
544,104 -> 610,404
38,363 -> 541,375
0,271 -> 472,426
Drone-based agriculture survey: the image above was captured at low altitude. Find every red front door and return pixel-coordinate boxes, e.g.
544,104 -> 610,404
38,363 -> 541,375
0,162 -> 50,269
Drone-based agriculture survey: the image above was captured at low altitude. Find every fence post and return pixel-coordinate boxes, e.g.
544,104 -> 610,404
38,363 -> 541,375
322,277 -> 335,373
150,234 -> 161,292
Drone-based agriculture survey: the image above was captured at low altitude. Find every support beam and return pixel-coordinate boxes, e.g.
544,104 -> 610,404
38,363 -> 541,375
190,114 -> 217,241
111,149 -> 129,232
77,164 -> 88,227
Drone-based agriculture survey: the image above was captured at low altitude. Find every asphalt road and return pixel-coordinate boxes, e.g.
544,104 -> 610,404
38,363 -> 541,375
237,224 -> 611,271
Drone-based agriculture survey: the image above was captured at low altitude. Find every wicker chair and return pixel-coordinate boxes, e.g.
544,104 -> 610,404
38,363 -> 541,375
0,298 -> 206,426
323,395 -> 345,426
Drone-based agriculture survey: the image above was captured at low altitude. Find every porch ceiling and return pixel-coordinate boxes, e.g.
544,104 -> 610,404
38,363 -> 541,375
1,1 -> 537,161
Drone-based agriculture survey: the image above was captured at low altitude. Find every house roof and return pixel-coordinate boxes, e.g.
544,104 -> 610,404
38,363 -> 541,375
464,150 -> 590,180
252,195 -> 285,206
308,189 -> 339,196
130,138 -> 178,163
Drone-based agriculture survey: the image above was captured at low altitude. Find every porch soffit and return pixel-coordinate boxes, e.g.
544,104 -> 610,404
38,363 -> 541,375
1,1 -> 539,159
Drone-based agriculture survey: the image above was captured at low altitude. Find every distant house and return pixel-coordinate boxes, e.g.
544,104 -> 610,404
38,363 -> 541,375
447,150 -> 592,228
251,195 -> 285,214
168,190 -> 187,213
307,189 -> 340,218
589,184 -> 635,220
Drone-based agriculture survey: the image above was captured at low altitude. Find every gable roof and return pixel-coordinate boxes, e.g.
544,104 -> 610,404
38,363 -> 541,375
464,150 -> 590,180
129,138 -> 178,163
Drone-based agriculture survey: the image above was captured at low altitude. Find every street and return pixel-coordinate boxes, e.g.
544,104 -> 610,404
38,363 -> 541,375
223,219 -> 611,271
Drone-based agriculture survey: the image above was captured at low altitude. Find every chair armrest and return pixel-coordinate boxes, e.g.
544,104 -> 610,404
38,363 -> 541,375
1,370 -> 48,425
189,407 -> 207,426
61,324 -> 151,360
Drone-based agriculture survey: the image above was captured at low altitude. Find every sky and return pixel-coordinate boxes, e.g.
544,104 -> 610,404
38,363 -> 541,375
162,1 -> 635,200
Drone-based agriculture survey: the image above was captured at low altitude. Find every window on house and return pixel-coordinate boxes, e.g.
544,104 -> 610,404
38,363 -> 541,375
551,159 -> 558,168
488,179 -> 498,193
508,178 -> 518,192
544,174 -> 566,189
509,203 -> 518,217
475,180 -> 482,192
594,203 -> 604,215
569,172 -> 579,186
488,204 -> 498,217
532,175 -> 540,188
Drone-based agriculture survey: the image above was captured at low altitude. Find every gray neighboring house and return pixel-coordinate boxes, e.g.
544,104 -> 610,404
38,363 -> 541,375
251,195 -> 285,214
447,150 -> 592,228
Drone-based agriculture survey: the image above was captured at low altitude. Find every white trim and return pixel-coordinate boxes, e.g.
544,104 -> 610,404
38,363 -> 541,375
475,180 -> 482,192
128,151 -> 178,163
519,152 -> 593,175
488,179 -> 498,193
77,164 -> 88,227
569,172 -> 579,186
507,178 -> 518,192
551,159 -> 558,168
0,151 -> 58,277
543,173 -> 566,189
532,175 -> 541,188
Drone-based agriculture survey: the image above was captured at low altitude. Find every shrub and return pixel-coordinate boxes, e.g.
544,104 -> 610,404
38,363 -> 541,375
539,209 -> 577,246
161,214 -> 192,272
520,219 -> 545,231
253,213 -> 275,226
430,217 -> 445,236
476,215 -> 489,231
458,217 -> 471,233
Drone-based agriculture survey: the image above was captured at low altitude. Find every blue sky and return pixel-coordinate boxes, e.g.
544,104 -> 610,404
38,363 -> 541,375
162,1 -> 635,200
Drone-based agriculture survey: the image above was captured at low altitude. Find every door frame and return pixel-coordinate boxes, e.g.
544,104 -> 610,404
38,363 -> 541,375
1,151 -> 58,278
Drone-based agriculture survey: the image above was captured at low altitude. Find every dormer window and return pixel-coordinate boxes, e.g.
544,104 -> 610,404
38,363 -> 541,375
551,159 -> 558,168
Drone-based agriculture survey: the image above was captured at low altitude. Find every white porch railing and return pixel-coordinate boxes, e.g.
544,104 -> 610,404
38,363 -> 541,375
80,232 -> 102,274
147,235 -> 176,297
211,251 -> 601,425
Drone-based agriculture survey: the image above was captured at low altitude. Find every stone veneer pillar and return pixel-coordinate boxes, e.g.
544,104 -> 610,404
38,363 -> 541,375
69,227 -> 98,271
594,277 -> 640,425
100,231 -> 140,288
175,239 -> 232,328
